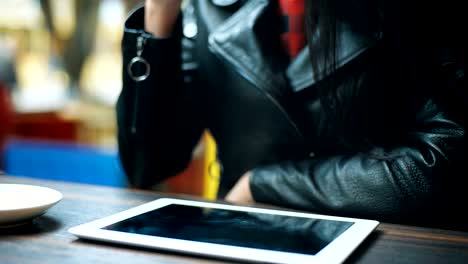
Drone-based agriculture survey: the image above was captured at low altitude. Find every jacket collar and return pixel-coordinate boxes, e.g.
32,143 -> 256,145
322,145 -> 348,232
208,0 -> 382,93
208,0 -> 285,97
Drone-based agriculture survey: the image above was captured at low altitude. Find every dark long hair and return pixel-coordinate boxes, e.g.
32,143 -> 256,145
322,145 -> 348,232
304,0 -> 384,151
304,0 -> 337,128
304,0 -> 467,153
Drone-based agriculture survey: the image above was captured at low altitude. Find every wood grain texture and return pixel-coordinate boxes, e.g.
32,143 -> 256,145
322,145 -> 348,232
1,176 -> 468,264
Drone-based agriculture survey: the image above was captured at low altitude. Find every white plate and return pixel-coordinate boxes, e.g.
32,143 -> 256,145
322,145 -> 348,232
0,184 -> 63,226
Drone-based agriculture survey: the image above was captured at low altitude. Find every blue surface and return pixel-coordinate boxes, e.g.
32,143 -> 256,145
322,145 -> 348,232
3,140 -> 128,187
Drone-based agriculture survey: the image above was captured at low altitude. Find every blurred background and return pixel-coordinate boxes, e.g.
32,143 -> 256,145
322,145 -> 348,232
0,0 -> 218,199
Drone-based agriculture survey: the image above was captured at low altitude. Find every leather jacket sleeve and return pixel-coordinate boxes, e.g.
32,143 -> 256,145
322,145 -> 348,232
117,6 -> 204,188
250,48 -> 467,225
251,106 -> 465,224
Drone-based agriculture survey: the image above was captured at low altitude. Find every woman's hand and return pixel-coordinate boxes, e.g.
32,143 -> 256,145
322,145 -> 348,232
225,171 -> 255,205
145,0 -> 183,37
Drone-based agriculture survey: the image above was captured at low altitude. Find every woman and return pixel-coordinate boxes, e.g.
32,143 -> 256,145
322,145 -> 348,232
117,0 -> 467,229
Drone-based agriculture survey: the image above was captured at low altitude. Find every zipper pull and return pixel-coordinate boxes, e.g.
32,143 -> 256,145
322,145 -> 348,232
127,34 -> 151,135
127,35 -> 150,82
136,35 -> 145,57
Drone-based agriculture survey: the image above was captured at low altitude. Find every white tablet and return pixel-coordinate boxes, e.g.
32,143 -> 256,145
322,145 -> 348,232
69,198 -> 378,264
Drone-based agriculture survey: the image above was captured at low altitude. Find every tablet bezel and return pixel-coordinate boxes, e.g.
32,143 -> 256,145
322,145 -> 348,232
68,198 -> 378,264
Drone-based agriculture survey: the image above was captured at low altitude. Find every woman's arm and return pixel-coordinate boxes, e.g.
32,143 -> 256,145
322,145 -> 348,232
246,93 -> 465,225
117,1 -> 204,189
144,0 -> 182,37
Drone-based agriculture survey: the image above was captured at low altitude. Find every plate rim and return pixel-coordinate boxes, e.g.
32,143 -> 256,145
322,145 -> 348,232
0,183 -> 63,212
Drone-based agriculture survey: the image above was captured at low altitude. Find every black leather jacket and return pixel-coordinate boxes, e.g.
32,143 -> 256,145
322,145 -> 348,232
117,0 -> 467,229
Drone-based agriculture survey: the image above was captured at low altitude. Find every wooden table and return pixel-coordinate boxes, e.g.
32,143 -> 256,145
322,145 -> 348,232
1,176 -> 468,264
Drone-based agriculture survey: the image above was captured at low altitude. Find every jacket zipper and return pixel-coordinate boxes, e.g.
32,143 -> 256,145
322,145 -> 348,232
130,34 -> 149,135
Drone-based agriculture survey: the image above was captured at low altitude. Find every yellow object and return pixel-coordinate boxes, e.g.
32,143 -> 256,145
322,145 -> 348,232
202,130 -> 220,200
165,130 -> 220,200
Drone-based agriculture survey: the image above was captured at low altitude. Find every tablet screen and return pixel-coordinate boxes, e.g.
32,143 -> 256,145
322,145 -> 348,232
104,204 -> 354,255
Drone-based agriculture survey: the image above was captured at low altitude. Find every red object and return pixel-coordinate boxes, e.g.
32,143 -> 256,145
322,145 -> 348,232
278,0 -> 306,59
11,111 -> 78,142
0,80 -> 13,168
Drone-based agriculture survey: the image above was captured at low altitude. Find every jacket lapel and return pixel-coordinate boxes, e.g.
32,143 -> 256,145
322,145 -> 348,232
287,22 -> 383,93
208,0 -> 286,98
208,0 -> 382,94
